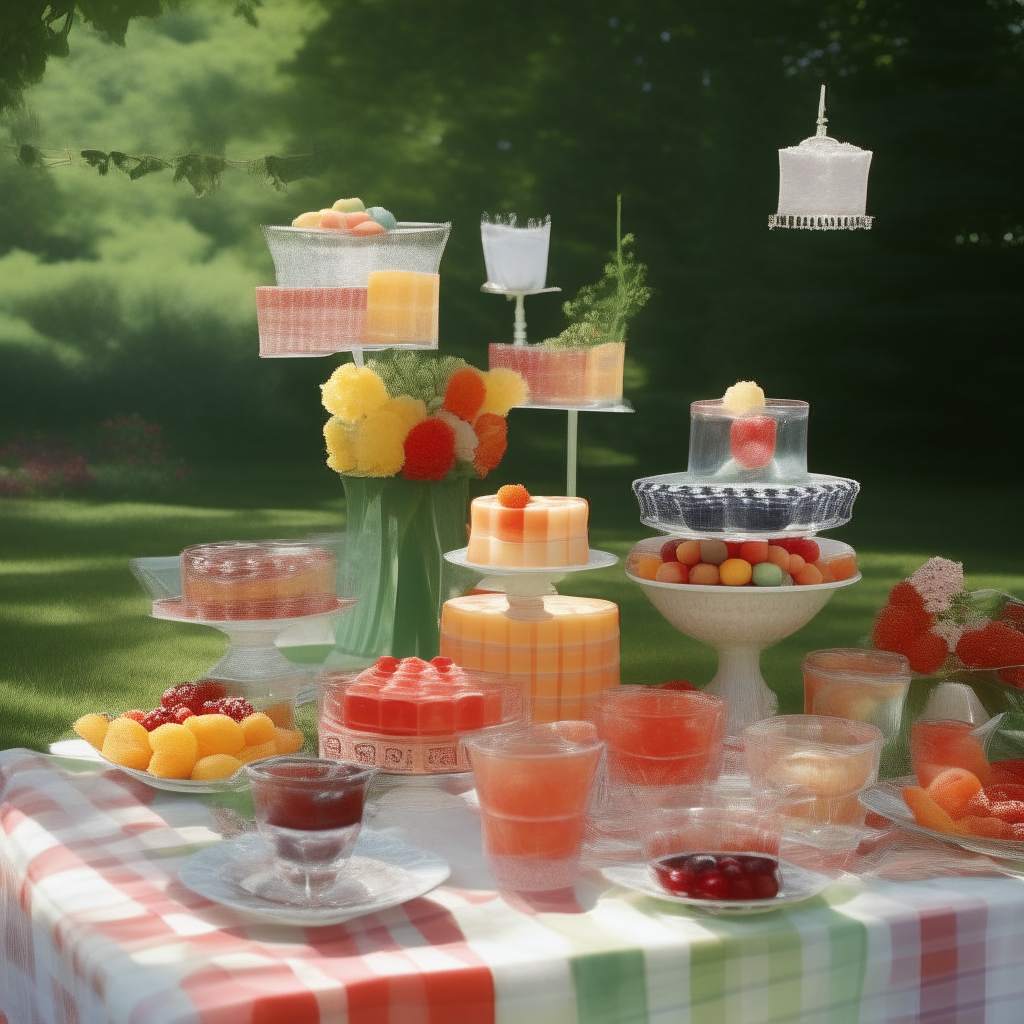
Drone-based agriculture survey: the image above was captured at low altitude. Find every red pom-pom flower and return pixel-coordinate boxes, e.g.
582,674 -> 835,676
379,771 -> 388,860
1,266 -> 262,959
402,418 -> 457,481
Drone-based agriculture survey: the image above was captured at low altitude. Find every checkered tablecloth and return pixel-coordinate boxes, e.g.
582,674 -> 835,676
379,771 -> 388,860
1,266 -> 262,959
3,747 -> 1024,1024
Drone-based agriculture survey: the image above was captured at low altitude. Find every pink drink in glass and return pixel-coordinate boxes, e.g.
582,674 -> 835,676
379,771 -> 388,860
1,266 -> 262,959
597,686 -> 726,787
910,719 -> 992,788
466,722 -> 603,892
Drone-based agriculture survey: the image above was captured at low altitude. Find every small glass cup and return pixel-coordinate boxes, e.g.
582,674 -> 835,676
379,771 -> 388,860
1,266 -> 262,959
742,715 -> 883,829
466,721 -> 603,892
802,648 -> 911,746
246,755 -> 378,898
910,718 -> 992,788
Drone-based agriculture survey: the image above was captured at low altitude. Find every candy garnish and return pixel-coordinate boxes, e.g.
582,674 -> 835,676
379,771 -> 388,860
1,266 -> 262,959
496,484 -> 531,509
721,380 -> 766,415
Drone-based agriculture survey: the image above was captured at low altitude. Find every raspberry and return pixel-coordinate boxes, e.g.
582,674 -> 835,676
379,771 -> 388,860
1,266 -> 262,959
730,415 -> 776,470
172,706 -> 194,723
888,581 -> 926,610
1001,602 -> 1024,631
141,707 -> 174,732
496,484 -> 531,509
123,710 -> 146,724
957,622 -> 1024,670
161,683 -> 196,710
203,697 -> 254,722
905,632 -> 948,675
872,602 -> 933,656
999,666 -> 1024,688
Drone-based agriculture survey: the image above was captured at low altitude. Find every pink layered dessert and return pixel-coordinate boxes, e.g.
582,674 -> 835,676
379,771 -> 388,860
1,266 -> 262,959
466,492 -> 589,568
255,287 -> 367,356
318,656 -> 524,773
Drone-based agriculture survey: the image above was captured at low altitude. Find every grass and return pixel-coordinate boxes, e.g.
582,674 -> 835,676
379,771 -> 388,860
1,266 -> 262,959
1,465 -> 1022,753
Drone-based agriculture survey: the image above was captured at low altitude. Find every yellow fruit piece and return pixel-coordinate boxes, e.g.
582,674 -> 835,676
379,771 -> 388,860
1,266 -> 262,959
149,723 -> 198,757
184,714 -> 245,760
236,740 -> 277,765
148,750 -> 197,779
291,211 -> 321,228
722,380 -> 765,415
240,713 -> 276,747
332,197 -> 365,213
273,727 -> 305,755
73,713 -> 110,751
101,717 -> 151,771
264,702 -> 295,728
191,754 -> 244,782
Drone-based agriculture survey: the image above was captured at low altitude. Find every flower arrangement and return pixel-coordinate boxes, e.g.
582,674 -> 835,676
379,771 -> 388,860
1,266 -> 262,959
321,353 -> 528,480
872,556 -> 1024,683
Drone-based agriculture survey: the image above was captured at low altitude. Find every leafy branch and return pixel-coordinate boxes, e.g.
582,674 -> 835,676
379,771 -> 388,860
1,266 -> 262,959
544,194 -> 653,350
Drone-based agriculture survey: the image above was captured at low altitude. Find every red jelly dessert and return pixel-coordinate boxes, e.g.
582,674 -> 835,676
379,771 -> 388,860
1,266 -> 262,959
337,656 -> 503,736
250,759 -> 370,831
180,541 -> 338,620
653,852 -> 781,901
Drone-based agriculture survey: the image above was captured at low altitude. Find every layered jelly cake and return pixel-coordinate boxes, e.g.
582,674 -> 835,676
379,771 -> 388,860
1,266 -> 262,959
439,593 -> 620,721
489,341 -> 625,406
466,485 -> 589,568
318,656 -> 524,773
364,271 -> 439,347
180,541 -> 338,620
255,287 -> 367,357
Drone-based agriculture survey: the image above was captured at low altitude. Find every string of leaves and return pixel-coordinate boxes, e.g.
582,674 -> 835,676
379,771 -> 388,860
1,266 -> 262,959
544,194 -> 653,350
4,143 -> 331,196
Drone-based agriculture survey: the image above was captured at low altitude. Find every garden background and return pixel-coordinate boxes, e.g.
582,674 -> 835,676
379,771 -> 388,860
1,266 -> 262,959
1,0 -> 1022,751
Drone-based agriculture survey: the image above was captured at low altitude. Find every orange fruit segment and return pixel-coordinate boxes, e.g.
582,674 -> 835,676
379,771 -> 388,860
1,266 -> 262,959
191,754 -> 244,781
926,767 -> 983,820
185,714 -> 245,760
236,741 -> 277,765
902,785 -> 964,836
240,712 -> 276,747
73,713 -> 110,751
273,727 -> 305,755
101,717 -> 152,771
959,815 -> 1013,840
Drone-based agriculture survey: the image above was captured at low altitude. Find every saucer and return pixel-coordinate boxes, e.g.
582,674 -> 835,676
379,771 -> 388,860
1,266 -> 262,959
601,859 -> 833,915
178,829 -> 450,926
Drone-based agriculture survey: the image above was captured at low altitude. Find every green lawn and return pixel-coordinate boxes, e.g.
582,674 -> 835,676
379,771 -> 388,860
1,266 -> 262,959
2,467 -> 1022,754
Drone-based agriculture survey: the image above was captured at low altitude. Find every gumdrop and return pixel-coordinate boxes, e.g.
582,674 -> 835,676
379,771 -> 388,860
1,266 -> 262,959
789,538 -> 820,563
149,723 -> 198,758
1001,602 -> 1024,631
813,560 -> 836,583
291,211 -> 321,228
793,563 -> 823,586
698,540 -> 728,565
633,555 -> 662,581
240,712 -> 276,747
766,545 -> 790,573
73,713 -> 110,751
184,714 -> 245,759
273,727 -> 305,755
191,754 -> 244,782
351,219 -> 385,236
148,748 -> 197,780
655,561 -> 689,584
719,558 -> 753,587
999,666 -> 1024,688
101,717 -> 152,771
366,206 -> 397,230
752,561 -> 784,587
827,554 -> 858,582
661,680 -> 697,691
988,799 -> 1024,825
739,541 -> 769,565
675,540 -> 702,566
332,197 -> 365,213
659,538 -> 681,562
688,563 -> 720,586
173,706 -> 194,724
926,767 -> 982,820
721,380 -> 765,415
902,785 -> 962,836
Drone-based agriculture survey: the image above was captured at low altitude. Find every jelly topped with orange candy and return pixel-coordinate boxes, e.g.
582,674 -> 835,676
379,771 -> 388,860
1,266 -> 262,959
627,535 -> 858,589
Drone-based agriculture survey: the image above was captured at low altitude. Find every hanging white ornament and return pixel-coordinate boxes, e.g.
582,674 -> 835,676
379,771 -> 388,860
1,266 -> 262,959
769,85 -> 874,231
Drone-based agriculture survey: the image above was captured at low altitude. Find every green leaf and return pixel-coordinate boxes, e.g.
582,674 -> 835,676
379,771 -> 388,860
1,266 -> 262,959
172,153 -> 227,196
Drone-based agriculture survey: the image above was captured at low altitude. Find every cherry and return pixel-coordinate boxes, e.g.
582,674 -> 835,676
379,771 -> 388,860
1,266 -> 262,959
694,871 -> 730,900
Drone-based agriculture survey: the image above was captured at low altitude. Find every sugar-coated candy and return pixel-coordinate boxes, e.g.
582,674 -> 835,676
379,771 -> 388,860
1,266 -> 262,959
752,562 -> 784,587
902,785 -> 962,835
73,713 -> 110,751
318,209 -> 347,229
236,740 -> 278,764
102,717 -> 152,771
191,754 -> 244,781
291,211 -> 321,228
699,540 -> 728,566
150,723 -> 198,757
184,714 -> 245,760
787,553 -> 806,575
352,219 -> 386,236
367,206 -> 397,229
656,561 -> 689,584
719,558 -> 753,587
766,545 -> 790,572
793,563 -> 823,586
675,540 -> 702,566
689,563 -> 721,586
828,555 -> 858,581
779,570 -> 794,586
927,768 -> 982,820
332,197 -> 366,213
721,380 -> 765,416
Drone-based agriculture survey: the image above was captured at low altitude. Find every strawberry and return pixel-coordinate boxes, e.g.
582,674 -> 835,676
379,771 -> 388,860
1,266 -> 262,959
161,683 -> 197,711
957,622 -> 1024,670
888,581 -> 926,609
172,705 -> 194,723
141,707 -> 173,732
122,710 -> 146,723
872,602 -> 933,656
730,415 -> 776,470
988,800 -> 1024,826
202,697 -> 254,722
905,632 -> 948,675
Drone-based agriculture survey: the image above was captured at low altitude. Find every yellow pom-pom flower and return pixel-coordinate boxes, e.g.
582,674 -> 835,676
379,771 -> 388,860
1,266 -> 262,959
353,408 -> 406,476
384,395 -> 427,436
480,367 -> 528,416
324,417 -> 357,473
320,364 -> 389,422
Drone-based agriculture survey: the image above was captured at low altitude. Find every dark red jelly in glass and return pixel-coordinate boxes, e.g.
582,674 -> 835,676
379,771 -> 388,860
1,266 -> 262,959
653,852 -> 781,901
256,762 -> 367,831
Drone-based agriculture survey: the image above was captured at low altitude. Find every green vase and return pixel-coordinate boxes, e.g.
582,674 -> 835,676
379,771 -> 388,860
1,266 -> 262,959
330,475 -> 469,664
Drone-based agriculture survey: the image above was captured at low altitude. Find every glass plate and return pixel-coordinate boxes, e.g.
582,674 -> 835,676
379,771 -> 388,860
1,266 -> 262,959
601,859 -> 833,915
444,547 -> 618,575
861,777 -> 1024,860
177,829 -> 450,926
